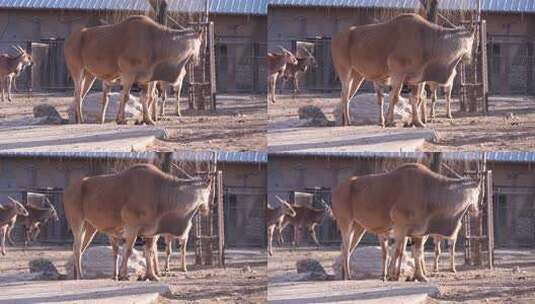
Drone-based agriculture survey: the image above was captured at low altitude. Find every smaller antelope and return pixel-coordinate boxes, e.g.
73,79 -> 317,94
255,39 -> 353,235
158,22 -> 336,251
0,197 -> 29,256
276,199 -> 334,247
280,48 -> 317,96
268,47 -> 298,103
21,195 -> 59,246
0,45 -> 33,102
422,68 -> 457,121
266,196 -> 296,256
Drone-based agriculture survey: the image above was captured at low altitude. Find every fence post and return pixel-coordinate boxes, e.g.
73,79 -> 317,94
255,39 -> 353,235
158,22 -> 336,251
26,40 -> 32,98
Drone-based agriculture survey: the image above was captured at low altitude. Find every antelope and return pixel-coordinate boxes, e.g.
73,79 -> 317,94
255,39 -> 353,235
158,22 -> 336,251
0,45 -> 33,102
64,15 -> 202,125
268,47 -> 298,103
267,196 -> 296,256
280,48 -> 317,96
331,14 -> 474,127
333,163 -> 481,282
0,197 -> 29,256
63,163 -> 214,281
276,199 -> 334,247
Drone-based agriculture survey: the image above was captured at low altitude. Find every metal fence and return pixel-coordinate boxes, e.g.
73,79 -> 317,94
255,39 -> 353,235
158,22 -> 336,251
488,35 -> 535,95
215,37 -> 266,93
224,186 -> 266,247
494,186 -> 535,248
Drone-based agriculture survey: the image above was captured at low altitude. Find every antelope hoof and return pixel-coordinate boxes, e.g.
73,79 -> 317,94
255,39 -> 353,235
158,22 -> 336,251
145,273 -> 160,281
1,250 -> 5,256
116,118 -> 127,125
118,274 -> 130,281
412,120 -> 426,128
414,274 -> 429,282
450,268 -> 457,274
447,114 -> 453,119
143,118 -> 156,126
181,267 -> 188,273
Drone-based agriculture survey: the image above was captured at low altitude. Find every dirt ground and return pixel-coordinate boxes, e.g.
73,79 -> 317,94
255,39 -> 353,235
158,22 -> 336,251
0,245 -> 267,304
268,246 -> 535,303
0,92 -> 266,152
268,93 -> 535,151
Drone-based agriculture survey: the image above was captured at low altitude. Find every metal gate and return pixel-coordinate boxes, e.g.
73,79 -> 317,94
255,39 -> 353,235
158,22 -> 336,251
493,186 -> 535,248
224,186 -> 266,247
488,35 -> 535,95
215,37 -> 266,93
30,39 -> 72,91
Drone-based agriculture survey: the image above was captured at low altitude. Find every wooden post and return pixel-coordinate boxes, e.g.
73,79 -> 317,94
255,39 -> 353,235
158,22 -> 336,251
481,20 -> 489,113
217,170 -> 225,267
486,170 -> 494,269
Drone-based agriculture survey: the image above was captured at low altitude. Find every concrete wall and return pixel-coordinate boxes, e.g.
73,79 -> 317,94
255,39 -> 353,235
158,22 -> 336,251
0,156 -> 266,248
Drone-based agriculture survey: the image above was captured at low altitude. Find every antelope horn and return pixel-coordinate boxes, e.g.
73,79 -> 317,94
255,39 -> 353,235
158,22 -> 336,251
16,45 -> 25,54
171,162 -> 194,180
11,45 -> 22,54
278,46 -> 289,53
275,195 -> 288,206
7,196 -> 25,211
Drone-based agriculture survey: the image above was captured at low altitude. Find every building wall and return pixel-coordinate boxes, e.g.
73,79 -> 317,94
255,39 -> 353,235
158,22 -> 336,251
0,157 -> 266,248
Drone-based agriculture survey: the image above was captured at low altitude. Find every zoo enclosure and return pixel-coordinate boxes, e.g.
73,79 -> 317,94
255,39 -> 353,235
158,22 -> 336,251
1,37 -> 267,96
0,152 -> 266,251
271,33 -> 535,97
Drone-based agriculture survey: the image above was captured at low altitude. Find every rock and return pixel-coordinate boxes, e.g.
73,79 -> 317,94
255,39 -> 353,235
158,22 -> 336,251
296,258 -> 327,275
66,246 -> 146,280
29,258 -> 62,280
334,93 -> 412,126
68,92 -> 143,123
332,246 -> 415,280
298,105 -> 333,127
295,259 -> 329,281
33,104 -> 66,125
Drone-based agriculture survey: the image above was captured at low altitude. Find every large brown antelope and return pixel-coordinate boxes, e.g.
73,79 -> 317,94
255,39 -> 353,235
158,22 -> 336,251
332,163 -> 481,282
280,48 -> 317,96
331,13 -> 474,127
63,163 -> 214,281
0,45 -> 33,102
64,15 -> 202,125
268,47 -> 298,103
276,199 -> 334,247
267,196 -> 296,256
0,197 -> 29,256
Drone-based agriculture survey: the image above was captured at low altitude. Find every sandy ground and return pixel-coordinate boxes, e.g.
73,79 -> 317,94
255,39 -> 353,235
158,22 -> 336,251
0,245 -> 267,304
268,246 -> 535,303
268,93 -> 535,151
0,92 -> 267,152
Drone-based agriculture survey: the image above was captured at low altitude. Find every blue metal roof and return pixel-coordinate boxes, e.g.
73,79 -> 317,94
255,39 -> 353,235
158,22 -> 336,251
269,152 -> 535,164
0,0 -> 268,15
269,0 -> 535,13
0,151 -> 268,164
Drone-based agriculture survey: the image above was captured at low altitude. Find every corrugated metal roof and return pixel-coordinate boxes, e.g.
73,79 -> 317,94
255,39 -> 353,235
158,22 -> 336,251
268,0 -> 535,13
0,0 -> 268,15
0,151 -> 268,164
269,151 -> 535,164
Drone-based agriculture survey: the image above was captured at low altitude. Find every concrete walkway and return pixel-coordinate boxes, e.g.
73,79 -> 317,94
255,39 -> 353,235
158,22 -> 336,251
0,124 -> 165,152
268,126 -> 436,152
268,280 -> 438,304
0,280 -> 170,304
